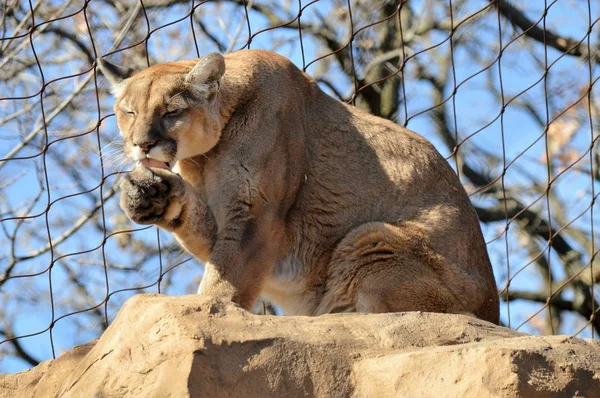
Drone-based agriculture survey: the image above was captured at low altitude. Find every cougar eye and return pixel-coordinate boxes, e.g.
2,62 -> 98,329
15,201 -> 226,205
163,108 -> 183,118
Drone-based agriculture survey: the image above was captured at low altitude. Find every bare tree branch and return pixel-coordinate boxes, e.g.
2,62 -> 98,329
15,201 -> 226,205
494,0 -> 599,62
0,328 -> 40,367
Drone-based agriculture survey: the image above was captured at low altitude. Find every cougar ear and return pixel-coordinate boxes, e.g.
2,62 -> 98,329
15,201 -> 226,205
184,53 -> 225,101
185,53 -> 225,85
96,58 -> 136,97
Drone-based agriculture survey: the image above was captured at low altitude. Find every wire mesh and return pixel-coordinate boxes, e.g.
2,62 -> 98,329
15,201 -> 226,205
0,0 -> 598,372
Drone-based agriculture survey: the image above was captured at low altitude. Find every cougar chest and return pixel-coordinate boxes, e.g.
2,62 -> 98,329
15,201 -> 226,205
261,255 -> 318,315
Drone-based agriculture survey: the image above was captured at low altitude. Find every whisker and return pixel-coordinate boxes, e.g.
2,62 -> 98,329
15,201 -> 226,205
116,160 -> 134,177
109,156 -> 132,175
102,153 -> 128,169
100,146 -> 124,157
182,156 -> 207,171
99,138 -> 124,154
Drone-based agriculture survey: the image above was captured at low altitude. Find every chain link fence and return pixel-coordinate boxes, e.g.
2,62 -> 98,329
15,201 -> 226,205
1,0 -> 598,373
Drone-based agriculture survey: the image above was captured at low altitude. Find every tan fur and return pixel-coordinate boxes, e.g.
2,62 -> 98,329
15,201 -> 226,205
106,50 -> 499,323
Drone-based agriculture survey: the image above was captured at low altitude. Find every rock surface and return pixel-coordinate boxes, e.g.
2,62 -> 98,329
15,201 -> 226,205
2,294 -> 600,397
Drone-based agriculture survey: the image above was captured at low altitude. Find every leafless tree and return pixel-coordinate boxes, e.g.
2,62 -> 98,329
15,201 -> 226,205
1,0 -> 598,372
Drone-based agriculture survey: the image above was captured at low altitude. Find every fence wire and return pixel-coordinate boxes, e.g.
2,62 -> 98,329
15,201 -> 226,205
0,0 -> 599,372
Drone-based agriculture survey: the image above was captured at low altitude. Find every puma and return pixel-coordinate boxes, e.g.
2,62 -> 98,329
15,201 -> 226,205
98,50 -> 499,323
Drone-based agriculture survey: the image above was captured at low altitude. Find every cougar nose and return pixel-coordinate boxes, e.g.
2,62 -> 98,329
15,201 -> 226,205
135,141 -> 157,153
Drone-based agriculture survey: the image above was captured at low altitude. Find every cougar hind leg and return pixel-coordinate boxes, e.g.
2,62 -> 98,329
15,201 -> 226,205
317,222 -> 468,316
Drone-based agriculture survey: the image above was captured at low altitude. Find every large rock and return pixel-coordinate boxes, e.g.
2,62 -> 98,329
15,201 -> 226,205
2,294 -> 599,397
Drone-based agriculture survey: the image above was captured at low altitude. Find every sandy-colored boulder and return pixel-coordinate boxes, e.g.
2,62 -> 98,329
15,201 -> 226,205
2,294 -> 599,397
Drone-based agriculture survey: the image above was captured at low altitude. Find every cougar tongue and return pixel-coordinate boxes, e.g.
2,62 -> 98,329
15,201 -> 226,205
137,158 -> 170,170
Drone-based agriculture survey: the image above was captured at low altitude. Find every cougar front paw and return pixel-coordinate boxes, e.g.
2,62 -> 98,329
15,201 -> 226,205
120,166 -> 184,225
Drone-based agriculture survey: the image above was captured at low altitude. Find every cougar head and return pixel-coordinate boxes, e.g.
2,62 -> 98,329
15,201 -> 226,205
98,53 -> 225,169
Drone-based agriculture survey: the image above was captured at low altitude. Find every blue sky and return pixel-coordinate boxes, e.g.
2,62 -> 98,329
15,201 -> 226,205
1,0 -> 599,373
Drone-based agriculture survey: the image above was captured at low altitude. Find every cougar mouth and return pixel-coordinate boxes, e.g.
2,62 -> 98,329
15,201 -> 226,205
137,158 -> 171,170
